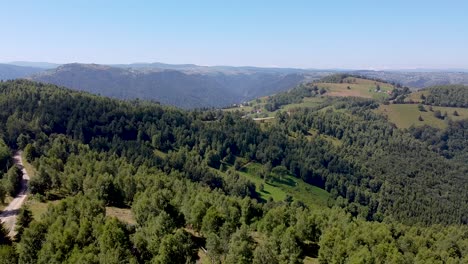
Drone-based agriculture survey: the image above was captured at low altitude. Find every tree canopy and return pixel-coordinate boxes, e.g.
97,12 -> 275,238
0,80 -> 467,263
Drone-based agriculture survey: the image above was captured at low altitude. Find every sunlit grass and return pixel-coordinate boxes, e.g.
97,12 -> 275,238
377,104 -> 468,129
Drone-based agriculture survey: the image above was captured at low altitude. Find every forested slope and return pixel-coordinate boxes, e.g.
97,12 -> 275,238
282,102 -> 468,224
0,80 -> 467,263
30,63 -> 306,109
422,84 -> 468,107
0,64 -> 44,81
402,84 -> 468,161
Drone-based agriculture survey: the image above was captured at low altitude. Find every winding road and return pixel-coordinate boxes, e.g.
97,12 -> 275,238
0,151 -> 30,237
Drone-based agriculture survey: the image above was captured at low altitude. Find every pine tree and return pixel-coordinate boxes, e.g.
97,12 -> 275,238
15,207 -> 33,241
0,224 -> 11,245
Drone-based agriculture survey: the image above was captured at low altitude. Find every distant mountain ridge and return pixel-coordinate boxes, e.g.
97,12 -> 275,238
0,64 -> 45,80
29,63 -> 316,109
3,61 -> 468,108
353,70 -> 468,88
8,61 -> 61,69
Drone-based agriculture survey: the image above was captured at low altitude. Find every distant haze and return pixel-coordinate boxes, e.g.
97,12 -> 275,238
1,1 -> 468,69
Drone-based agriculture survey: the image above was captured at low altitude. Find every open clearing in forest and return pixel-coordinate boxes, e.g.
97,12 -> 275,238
28,199 -> 137,226
106,207 -> 136,225
237,162 -> 330,208
405,90 -> 427,103
27,199 -> 61,221
377,104 -> 468,129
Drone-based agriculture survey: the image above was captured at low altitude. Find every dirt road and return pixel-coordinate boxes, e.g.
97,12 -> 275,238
0,151 -> 30,237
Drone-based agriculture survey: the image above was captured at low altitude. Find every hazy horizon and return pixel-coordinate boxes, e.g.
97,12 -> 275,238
2,1 -> 468,69
4,60 -> 468,72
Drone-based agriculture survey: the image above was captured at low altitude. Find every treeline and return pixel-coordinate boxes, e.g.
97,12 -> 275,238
388,86 -> 411,103
0,139 -> 23,204
422,85 -> 468,107
318,74 -> 352,83
264,84 -> 323,111
0,165 -> 22,204
316,73 -> 415,104
0,139 -> 10,171
318,73 -> 399,87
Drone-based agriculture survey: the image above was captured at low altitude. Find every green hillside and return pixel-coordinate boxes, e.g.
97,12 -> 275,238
235,162 -> 330,208
377,104 -> 468,129
225,76 -> 395,120
406,84 -> 468,107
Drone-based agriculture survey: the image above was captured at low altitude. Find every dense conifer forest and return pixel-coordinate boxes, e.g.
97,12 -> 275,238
0,79 -> 468,263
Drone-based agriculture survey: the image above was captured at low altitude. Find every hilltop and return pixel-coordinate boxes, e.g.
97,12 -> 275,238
228,75 -> 468,164
226,74 -> 396,119
228,74 -> 468,131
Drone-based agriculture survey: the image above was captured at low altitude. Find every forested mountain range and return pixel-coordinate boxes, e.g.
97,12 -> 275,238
0,79 -> 467,263
7,62 -> 60,69
1,61 -> 468,109
0,64 -> 44,81
29,63 -> 317,109
354,70 -> 468,88
27,63 -> 468,108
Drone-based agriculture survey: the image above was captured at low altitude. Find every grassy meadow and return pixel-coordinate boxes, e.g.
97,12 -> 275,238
224,77 -> 394,122
377,104 -> 468,129
317,77 -> 393,100
236,162 -> 330,208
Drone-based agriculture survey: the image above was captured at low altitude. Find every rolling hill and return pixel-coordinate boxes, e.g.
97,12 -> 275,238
226,75 -> 395,118
230,75 -> 468,131
376,84 -> 468,129
229,75 -> 468,166
377,104 -> 468,129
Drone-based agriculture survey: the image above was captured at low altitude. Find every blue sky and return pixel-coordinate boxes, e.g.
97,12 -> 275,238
1,0 -> 468,69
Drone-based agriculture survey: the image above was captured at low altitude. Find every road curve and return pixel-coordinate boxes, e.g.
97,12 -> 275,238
0,151 -> 30,237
